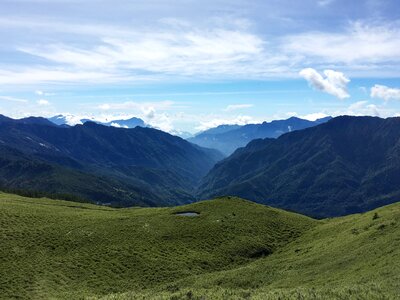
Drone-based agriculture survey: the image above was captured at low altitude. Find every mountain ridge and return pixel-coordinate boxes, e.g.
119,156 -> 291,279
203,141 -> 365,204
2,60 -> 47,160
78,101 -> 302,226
188,116 -> 332,155
198,115 -> 400,217
0,115 -> 223,206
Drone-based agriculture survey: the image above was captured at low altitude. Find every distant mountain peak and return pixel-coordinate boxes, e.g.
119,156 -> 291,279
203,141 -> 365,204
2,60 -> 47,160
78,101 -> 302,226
188,116 -> 332,156
48,114 -> 146,129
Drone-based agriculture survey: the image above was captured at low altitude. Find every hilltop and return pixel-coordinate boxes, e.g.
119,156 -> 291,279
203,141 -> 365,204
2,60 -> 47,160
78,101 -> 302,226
0,192 -> 399,299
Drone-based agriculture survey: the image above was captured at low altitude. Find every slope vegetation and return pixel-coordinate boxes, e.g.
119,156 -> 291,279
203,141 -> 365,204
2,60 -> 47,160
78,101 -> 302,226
199,116 -> 400,217
0,193 -> 314,299
0,115 -> 223,206
103,200 -> 400,299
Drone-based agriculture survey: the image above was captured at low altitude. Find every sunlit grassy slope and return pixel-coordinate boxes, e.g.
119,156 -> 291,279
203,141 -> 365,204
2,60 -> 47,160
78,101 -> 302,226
0,193 -> 314,299
0,193 -> 399,299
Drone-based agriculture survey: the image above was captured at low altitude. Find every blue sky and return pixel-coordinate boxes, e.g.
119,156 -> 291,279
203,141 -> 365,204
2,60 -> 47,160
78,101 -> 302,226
0,0 -> 400,133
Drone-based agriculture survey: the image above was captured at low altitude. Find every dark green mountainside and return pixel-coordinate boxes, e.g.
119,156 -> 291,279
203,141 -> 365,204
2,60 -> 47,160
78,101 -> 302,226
198,116 -> 400,217
0,116 -> 223,206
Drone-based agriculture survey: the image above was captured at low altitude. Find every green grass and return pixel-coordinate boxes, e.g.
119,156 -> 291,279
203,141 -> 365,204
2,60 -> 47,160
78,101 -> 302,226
0,192 -> 399,299
0,193 -> 314,299
96,284 -> 395,300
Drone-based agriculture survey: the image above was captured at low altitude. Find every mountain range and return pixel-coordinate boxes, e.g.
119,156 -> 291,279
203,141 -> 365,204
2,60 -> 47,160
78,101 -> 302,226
198,116 -> 400,217
0,115 -> 222,206
48,114 -> 146,128
48,114 -> 194,138
188,116 -> 332,155
2,114 -> 400,218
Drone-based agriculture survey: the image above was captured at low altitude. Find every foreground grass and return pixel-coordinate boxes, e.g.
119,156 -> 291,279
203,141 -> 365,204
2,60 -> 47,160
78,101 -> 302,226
98,284 -> 396,300
96,201 -> 400,300
0,193 -> 315,299
0,192 -> 399,299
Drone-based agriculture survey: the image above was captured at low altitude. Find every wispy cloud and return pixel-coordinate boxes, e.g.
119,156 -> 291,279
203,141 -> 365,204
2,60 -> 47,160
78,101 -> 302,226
299,68 -> 350,99
0,68 -> 130,85
345,101 -> 381,116
16,23 -> 269,78
35,90 -> 55,96
195,115 -> 257,131
224,104 -> 254,111
37,99 -> 50,106
370,84 -> 400,101
285,21 -> 400,64
301,112 -> 330,121
0,95 -> 29,103
97,100 -> 174,111
0,17 -> 399,86
296,100 -> 396,121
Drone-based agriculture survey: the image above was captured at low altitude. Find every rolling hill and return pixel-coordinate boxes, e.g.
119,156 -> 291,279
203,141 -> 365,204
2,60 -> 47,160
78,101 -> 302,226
198,116 -> 400,217
188,116 -> 331,156
0,192 -> 398,299
0,115 -> 223,206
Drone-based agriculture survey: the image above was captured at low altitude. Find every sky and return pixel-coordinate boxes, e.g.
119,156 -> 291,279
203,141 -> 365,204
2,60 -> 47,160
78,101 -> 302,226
0,0 -> 400,133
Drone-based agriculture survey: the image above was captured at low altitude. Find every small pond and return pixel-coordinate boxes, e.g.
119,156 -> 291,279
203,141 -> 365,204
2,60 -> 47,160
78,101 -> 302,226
174,211 -> 200,217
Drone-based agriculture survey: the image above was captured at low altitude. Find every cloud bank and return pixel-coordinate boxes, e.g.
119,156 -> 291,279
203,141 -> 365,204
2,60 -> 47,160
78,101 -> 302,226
0,18 -> 399,86
370,85 -> 400,101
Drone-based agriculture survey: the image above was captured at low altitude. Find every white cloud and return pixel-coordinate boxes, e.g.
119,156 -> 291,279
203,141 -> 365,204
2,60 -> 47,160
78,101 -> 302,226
301,112 -> 330,121
370,84 -> 400,101
285,22 -> 400,65
305,101 -> 395,119
0,18 -> 399,86
143,107 -> 156,119
195,115 -> 257,131
35,90 -> 55,96
98,100 -> 174,111
299,68 -> 350,99
0,68 -> 128,85
96,101 -> 175,132
224,104 -> 253,111
50,114 -> 84,126
37,99 -> 50,106
0,95 -> 29,103
141,110 -> 173,133
345,101 -> 381,117
17,26 -> 267,78
110,122 -> 128,128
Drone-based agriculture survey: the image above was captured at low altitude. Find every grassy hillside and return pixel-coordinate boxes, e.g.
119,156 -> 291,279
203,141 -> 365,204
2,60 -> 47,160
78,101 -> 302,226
100,202 -> 400,300
0,192 -> 398,299
177,202 -> 400,299
0,193 -> 314,299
